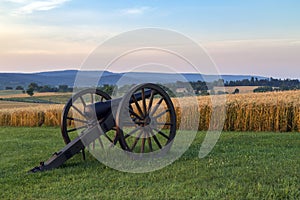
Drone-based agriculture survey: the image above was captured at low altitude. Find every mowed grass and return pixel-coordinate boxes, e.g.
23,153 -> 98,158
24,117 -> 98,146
0,127 -> 299,200
0,90 -> 23,96
0,94 -> 71,104
0,91 -> 72,98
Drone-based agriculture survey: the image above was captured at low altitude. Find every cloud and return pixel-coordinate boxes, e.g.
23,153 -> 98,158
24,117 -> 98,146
6,0 -> 31,3
121,6 -> 150,15
12,0 -> 70,15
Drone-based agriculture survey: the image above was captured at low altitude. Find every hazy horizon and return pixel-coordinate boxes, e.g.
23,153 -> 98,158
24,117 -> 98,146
0,68 -> 295,80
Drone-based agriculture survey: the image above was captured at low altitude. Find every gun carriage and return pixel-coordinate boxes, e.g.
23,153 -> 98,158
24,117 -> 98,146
30,83 -> 176,172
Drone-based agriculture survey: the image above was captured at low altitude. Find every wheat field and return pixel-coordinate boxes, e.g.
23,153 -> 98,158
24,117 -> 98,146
194,90 -> 300,132
0,101 -> 64,126
0,90 -> 300,132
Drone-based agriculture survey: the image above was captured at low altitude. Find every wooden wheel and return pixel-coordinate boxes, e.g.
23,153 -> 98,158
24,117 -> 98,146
116,83 -> 176,154
61,89 -> 116,149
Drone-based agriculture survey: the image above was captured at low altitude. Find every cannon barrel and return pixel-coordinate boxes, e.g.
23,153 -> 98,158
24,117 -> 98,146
84,89 -> 154,120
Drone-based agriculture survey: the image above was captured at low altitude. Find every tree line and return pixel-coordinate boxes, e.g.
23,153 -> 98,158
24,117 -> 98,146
13,83 -> 73,96
188,77 -> 300,94
225,77 -> 300,89
4,76 -> 300,97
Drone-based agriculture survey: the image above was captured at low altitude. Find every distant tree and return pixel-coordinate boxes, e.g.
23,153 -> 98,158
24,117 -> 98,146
58,85 -> 69,92
39,85 -> 57,92
15,86 -> 24,90
102,84 -> 116,96
190,80 -> 208,95
5,86 -> 13,90
233,88 -> 240,94
26,87 -> 34,96
250,77 -> 255,86
39,85 -> 50,92
28,82 -> 39,91
200,90 -> 209,96
253,86 -> 273,93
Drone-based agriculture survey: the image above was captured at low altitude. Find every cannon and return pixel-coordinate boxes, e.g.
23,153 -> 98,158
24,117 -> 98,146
29,83 -> 177,172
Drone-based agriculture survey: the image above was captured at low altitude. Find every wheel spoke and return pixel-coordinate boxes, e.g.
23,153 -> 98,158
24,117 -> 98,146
130,130 -> 143,151
147,132 -> 153,152
72,104 -> 86,118
147,90 -> 154,113
154,109 -> 170,119
126,107 -> 143,120
142,88 -> 147,115
79,96 -> 86,107
124,126 -> 141,139
153,128 -> 170,140
149,97 -> 164,116
67,125 -> 88,133
131,121 -> 144,126
131,95 -> 144,118
91,93 -> 94,104
156,122 -> 173,126
67,117 -> 88,124
150,129 -> 162,149
141,134 -> 146,153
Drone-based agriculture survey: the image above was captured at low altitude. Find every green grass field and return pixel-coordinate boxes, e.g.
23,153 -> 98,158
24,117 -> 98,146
0,90 -> 23,96
0,94 -> 71,104
0,127 -> 299,199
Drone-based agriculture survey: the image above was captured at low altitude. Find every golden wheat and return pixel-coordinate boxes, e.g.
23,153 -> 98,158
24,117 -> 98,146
1,90 -> 300,132
0,102 -> 63,126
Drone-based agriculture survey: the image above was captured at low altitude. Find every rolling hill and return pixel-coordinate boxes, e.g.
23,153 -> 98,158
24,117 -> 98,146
0,70 -> 266,89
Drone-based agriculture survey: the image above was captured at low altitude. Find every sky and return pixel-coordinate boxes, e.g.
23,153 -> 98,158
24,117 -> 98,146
0,0 -> 299,78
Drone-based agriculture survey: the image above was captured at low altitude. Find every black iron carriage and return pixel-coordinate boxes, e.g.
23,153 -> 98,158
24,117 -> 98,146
30,83 -> 177,172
